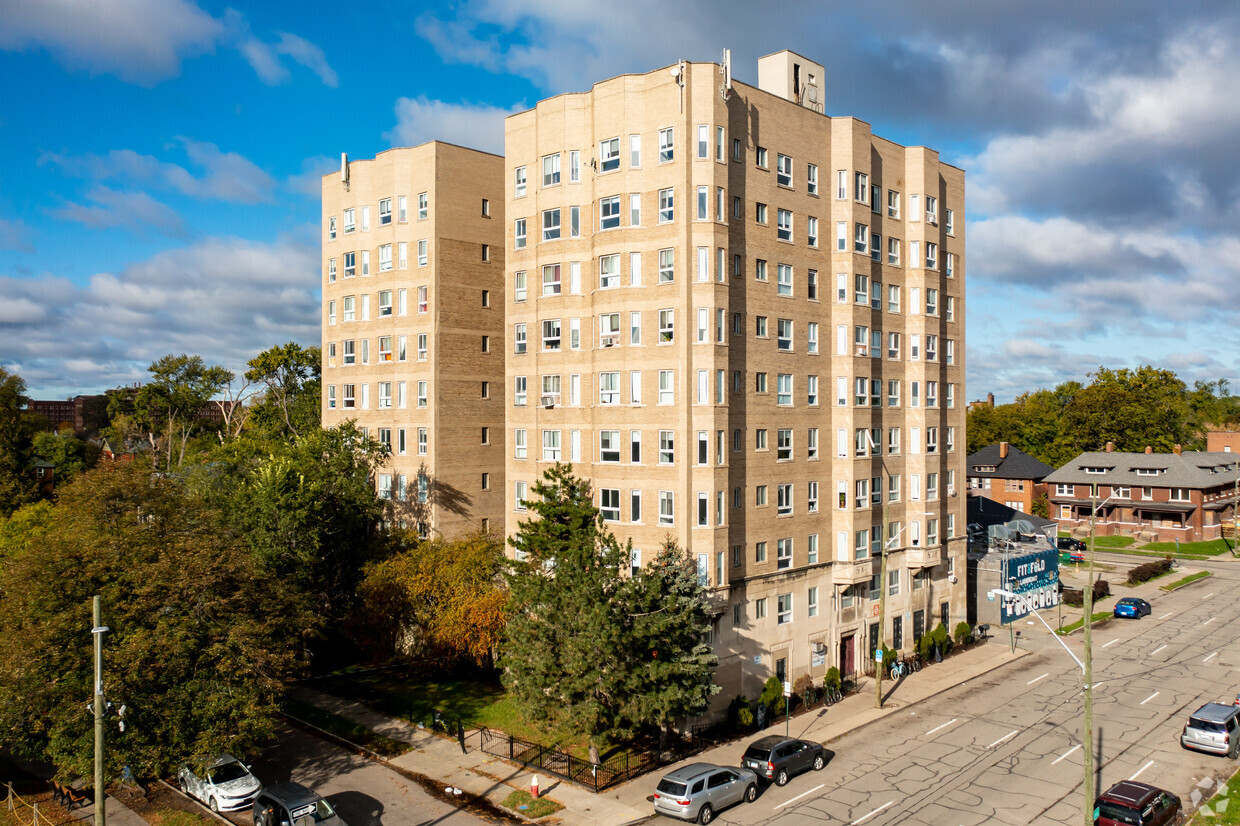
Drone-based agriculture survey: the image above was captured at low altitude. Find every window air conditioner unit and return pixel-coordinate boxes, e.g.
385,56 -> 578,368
541,394 -> 559,408
856,345 -> 868,357
601,335 -> 618,348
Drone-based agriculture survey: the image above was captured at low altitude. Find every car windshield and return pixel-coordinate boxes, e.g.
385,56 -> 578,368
656,779 -> 687,796
743,745 -> 772,760
1189,718 -> 1226,732
208,762 -> 250,784
312,800 -> 336,821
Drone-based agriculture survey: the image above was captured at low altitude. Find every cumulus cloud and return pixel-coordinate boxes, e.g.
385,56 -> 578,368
0,234 -> 320,397
385,97 -> 524,155
0,0 -> 336,87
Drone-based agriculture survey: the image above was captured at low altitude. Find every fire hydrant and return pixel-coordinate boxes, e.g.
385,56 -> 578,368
531,775 -> 540,799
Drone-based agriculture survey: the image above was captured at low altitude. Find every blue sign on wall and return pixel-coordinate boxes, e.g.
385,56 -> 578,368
1000,549 -> 1060,623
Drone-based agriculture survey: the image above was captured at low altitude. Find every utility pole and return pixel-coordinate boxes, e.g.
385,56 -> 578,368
92,596 -> 108,826
1082,490 -> 1099,826
872,435 -> 890,709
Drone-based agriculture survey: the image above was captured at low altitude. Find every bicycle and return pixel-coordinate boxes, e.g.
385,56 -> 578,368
825,686 -> 843,705
910,652 -> 923,673
888,659 -> 904,679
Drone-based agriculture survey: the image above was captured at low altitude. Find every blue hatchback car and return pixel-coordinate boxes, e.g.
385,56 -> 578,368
1114,597 -> 1152,619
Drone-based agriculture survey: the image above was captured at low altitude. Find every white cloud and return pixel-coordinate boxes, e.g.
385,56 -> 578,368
42,139 -> 275,204
385,97 -> 523,155
49,187 -> 185,236
0,234 -> 320,397
0,0 -> 336,87
0,218 -> 34,253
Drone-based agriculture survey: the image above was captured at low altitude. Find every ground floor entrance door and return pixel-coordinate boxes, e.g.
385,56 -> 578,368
840,634 -> 855,678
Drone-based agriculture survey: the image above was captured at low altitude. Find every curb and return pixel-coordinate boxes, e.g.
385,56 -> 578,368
1160,570 -> 1214,592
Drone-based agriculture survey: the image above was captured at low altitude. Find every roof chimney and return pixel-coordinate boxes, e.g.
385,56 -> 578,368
1144,446 -> 1152,454
987,393 -> 995,406
1174,444 -> 1182,455
999,441 -> 1009,459
1105,441 -> 1114,453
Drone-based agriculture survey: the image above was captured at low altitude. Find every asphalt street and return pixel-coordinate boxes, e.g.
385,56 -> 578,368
244,723 -> 490,826
649,553 -> 1240,825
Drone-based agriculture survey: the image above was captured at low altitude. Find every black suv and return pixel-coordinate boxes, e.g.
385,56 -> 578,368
1057,537 -> 1087,552
253,782 -> 347,826
1094,780 -> 1180,826
740,736 -> 825,786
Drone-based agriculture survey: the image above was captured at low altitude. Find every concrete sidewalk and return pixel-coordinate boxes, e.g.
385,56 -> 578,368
291,639 -> 1029,825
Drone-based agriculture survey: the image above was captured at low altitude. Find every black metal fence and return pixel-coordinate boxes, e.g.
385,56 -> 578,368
477,728 -> 658,793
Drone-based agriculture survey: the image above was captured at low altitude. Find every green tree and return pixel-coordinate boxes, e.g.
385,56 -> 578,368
0,460 -> 307,779
245,343 -> 322,438
30,431 -> 100,486
502,463 -> 630,762
112,355 -> 233,470
0,368 -> 36,516
617,538 -> 719,746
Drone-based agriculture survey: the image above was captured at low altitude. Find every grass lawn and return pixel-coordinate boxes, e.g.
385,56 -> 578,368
499,789 -> 564,819
282,697 -> 412,757
1091,535 -> 1135,548
1056,610 -> 1114,636
1142,538 -> 1234,556
1161,571 -> 1211,591
1190,766 -> 1240,824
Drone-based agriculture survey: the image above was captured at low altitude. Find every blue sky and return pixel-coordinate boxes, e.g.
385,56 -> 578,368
2,0 -> 1239,403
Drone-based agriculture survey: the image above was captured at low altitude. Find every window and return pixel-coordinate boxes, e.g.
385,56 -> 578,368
513,376 -> 527,407
599,489 -> 620,522
343,207 -> 355,233
542,208 -> 560,241
379,197 -> 392,226
765,150 -> 791,186
659,309 -> 674,342
777,373 -> 792,406
659,188 -> 674,222
925,195 -> 937,224
417,427 -> 428,455
808,163 -> 818,195
542,429 -> 561,461
653,127 -> 673,163
417,192 -> 428,220
855,172 -> 869,203
515,166 -> 527,197
599,371 -> 620,405
418,239 -> 427,267
854,223 -> 869,253
416,333 -> 427,360
600,137 -> 620,171
541,153 -> 560,187
756,203 -> 768,224
1171,488 -> 1190,501
342,251 -> 356,278
777,593 -> 792,625
888,569 -> 900,597
755,597 -> 768,620
514,270 -> 527,302
777,209 -> 792,241
600,195 -> 620,229
378,290 -> 392,317
659,490 -> 674,525
756,372 -> 768,394
807,216 -> 818,248
755,429 -> 768,451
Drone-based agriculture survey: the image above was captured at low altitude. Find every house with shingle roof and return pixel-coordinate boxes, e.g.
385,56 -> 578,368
1044,442 -> 1240,543
966,442 -> 1055,514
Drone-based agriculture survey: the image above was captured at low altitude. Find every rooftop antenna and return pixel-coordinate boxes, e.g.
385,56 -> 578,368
670,59 -> 685,112
719,48 -> 732,102
341,152 -> 350,191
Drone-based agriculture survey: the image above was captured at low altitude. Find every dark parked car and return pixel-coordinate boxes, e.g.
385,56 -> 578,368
253,782 -> 346,826
1094,780 -> 1181,826
741,735 -> 825,786
652,763 -> 757,823
1114,597 -> 1152,619
1057,537 -> 1087,552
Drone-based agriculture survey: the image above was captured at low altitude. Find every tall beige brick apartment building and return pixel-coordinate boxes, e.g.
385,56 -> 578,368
321,50 -> 966,708
321,142 -> 507,539
505,51 -> 966,702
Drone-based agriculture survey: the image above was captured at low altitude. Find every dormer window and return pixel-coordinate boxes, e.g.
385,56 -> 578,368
1084,466 -> 1108,474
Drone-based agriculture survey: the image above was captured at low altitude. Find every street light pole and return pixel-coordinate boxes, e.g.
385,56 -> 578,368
1082,488 -> 1111,826
866,431 -> 890,709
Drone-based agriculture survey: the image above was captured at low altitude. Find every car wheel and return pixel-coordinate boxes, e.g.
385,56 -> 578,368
1230,739 -> 1239,760
208,797 -> 220,813
776,768 -> 789,787
697,803 -> 713,824
813,754 -> 825,771
745,784 -> 757,803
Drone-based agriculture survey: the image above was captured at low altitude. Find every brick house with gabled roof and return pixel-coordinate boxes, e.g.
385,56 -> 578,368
966,442 -> 1054,514
1044,443 -> 1240,542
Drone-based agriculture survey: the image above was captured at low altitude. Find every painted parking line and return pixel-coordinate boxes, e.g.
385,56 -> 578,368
1205,652 -> 1218,663
925,718 -> 958,736
1053,744 -> 1082,765
1140,691 -> 1160,705
851,801 -> 895,825
775,784 -> 825,810
1103,639 -> 1119,648
987,730 -> 1019,749
1129,760 -> 1155,781
1150,644 -> 1168,656
1158,612 -> 1173,619
1204,617 -> 1218,625
1202,593 -> 1215,599
1027,673 -> 1049,685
